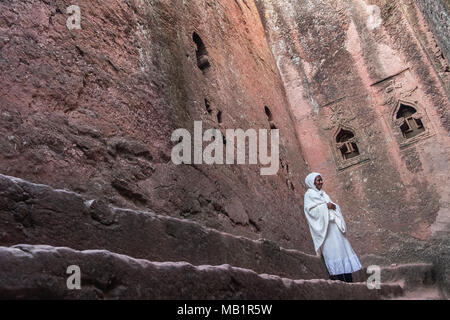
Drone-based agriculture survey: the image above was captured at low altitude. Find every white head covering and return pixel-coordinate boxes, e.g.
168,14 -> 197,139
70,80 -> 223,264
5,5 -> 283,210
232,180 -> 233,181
305,172 -> 322,192
303,172 -> 346,254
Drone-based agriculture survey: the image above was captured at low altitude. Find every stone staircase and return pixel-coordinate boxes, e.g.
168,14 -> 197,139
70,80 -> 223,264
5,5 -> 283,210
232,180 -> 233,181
0,245 -> 404,300
353,262 -> 443,300
0,174 -> 444,299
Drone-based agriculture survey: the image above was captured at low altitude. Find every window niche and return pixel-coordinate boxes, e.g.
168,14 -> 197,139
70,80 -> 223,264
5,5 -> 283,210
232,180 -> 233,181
193,32 -> 210,72
205,99 -> 212,114
336,129 -> 360,160
332,126 -> 369,171
396,103 -> 425,139
264,106 -> 277,129
392,100 -> 431,148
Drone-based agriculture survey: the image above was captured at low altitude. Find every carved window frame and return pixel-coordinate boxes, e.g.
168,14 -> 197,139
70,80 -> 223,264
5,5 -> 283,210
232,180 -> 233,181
391,100 -> 432,149
331,125 -> 370,171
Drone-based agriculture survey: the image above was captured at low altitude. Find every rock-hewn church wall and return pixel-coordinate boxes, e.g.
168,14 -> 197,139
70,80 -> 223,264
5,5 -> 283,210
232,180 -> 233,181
0,0 -> 313,252
414,0 -> 450,63
1,0 -> 449,265
256,0 -> 450,258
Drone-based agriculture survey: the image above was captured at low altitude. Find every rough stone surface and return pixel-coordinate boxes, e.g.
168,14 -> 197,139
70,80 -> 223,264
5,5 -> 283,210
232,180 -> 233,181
0,245 -> 403,300
256,0 -> 450,265
0,0 -> 312,252
380,232 -> 450,298
354,262 -> 436,290
0,173 -> 329,281
0,173 -> 445,299
414,0 -> 450,64
0,0 -> 449,299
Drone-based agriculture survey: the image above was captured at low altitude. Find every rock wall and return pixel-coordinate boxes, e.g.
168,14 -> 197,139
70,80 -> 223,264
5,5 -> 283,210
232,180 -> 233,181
0,0 -> 313,252
0,245 -> 403,299
414,0 -> 450,63
0,0 -> 449,269
0,173 -> 329,281
256,0 -> 450,259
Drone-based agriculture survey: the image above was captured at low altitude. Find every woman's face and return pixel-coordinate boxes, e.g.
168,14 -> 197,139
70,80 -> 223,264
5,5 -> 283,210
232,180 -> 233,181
314,175 -> 323,190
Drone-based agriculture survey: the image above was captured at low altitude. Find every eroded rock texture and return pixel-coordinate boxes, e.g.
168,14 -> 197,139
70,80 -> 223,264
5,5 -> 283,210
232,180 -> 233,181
256,0 -> 450,259
415,0 -> 450,64
0,0 -> 449,299
0,245 -> 403,300
0,173 -> 329,281
0,0 -> 312,251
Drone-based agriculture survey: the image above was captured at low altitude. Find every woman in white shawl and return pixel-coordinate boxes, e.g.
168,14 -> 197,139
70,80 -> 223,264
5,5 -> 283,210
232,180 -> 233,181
304,172 -> 362,282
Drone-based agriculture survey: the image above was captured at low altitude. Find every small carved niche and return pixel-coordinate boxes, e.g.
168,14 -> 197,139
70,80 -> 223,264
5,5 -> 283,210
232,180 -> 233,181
336,129 -> 360,160
264,106 -> 277,129
205,99 -> 212,114
264,106 -> 273,121
396,103 -> 425,139
193,32 -> 210,71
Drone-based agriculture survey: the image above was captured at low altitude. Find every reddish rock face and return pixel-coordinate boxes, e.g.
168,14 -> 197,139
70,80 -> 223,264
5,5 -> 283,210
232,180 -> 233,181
0,0 -> 314,252
256,0 -> 450,256
0,0 -> 448,264
0,173 -> 329,281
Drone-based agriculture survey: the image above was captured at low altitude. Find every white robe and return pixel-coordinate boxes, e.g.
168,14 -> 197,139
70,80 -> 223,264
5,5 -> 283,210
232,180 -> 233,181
303,188 -> 346,253
303,173 -> 362,275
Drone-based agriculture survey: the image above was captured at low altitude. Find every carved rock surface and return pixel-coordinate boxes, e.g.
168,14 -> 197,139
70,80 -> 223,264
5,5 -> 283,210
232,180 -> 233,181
0,0 -> 449,299
0,0 -> 312,252
0,173 -> 328,281
256,0 -> 450,257
0,245 -> 403,300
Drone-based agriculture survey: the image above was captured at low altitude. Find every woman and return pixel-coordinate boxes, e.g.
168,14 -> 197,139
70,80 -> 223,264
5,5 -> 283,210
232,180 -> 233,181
303,172 -> 362,282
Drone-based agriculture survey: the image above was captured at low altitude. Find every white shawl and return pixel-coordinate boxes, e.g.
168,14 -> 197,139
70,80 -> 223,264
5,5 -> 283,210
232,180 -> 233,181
303,172 -> 346,254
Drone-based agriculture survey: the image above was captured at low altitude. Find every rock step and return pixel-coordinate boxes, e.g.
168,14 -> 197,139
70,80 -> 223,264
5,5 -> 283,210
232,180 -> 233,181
379,263 -> 436,292
0,245 -> 403,300
353,263 -> 445,299
0,173 -> 328,281
354,263 -> 436,291
390,287 -> 443,300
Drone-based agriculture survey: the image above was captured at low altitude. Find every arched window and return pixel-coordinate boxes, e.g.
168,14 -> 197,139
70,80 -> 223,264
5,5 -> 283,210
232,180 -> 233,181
336,129 -> 360,160
396,103 -> 425,139
193,32 -> 210,71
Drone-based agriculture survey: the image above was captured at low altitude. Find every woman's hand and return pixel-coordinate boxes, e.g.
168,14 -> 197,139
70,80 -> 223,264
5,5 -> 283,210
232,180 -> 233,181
327,202 -> 336,210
